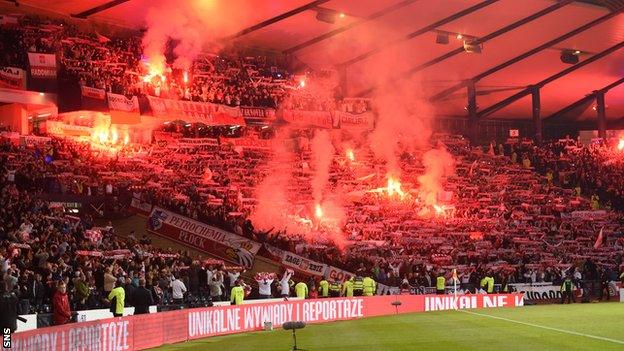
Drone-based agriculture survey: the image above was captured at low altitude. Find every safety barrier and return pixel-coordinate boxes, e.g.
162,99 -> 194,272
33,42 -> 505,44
4,294 -> 523,351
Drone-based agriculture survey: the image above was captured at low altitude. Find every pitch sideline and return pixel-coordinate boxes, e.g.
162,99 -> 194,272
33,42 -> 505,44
458,309 -> 624,345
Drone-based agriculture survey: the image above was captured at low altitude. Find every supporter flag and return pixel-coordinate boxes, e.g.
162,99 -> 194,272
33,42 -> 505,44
96,32 -> 111,43
593,227 -> 604,249
468,160 -> 477,177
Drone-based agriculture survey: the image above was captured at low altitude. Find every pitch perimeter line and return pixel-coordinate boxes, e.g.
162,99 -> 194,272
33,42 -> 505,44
459,309 -> 624,346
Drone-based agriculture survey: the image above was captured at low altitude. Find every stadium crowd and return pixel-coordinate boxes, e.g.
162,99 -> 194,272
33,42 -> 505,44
0,13 -> 623,331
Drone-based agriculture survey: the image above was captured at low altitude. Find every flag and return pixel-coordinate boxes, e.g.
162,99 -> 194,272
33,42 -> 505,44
468,160 -> 477,177
96,32 -> 111,43
594,227 -> 605,249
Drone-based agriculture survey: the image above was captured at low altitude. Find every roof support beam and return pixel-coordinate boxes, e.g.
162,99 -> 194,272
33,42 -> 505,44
72,0 -> 130,19
544,76 -> 624,121
283,0 -> 419,54
478,41 -> 624,118
225,0 -> 330,40
337,0 -> 499,68
356,0 -> 574,97
430,9 -> 623,102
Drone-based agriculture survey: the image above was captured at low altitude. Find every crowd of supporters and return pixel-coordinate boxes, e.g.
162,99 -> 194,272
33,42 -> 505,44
1,12 -> 623,331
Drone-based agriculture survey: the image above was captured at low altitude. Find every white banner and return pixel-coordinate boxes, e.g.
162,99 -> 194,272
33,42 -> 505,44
324,266 -> 354,282
27,52 -> 57,78
177,138 -> 219,147
81,86 -> 106,100
570,210 -> 607,219
107,93 -> 139,112
281,251 -> 327,276
331,111 -> 374,130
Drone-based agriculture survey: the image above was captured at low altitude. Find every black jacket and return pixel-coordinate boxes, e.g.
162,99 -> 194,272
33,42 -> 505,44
133,287 -> 153,315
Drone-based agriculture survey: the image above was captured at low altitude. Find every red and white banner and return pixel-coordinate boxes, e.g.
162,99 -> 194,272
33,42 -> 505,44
177,138 -> 219,147
6,294 -> 523,351
240,106 -> 276,120
147,207 -> 261,268
81,86 -> 106,100
570,210 -> 607,220
147,96 -> 243,125
27,52 -> 57,78
280,251 -> 327,277
282,110 -> 332,128
107,93 -> 139,112
0,67 -> 26,90
220,136 -> 273,150
331,111 -> 374,130
324,266 -> 354,282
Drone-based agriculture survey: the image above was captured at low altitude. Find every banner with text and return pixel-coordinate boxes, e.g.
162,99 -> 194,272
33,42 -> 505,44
280,251 -> 328,277
147,96 -> 244,125
240,106 -> 276,121
219,136 -> 273,150
0,67 -> 26,90
281,109 -> 333,128
5,294 -> 523,351
27,52 -> 57,79
331,111 -> 374,130
146,207 -> 260,268
107,93 -> 140,113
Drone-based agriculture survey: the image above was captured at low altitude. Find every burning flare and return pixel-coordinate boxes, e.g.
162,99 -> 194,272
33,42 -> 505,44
183,71 -> 189,84
315,204 -> 323,219
618,138 -> 624,151
346,149 -> 355,162
386,176 -> 406,199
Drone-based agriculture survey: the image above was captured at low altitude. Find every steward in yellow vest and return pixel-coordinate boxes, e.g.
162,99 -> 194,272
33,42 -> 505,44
436,274 -> 446,295
342,279 -> 354,297
362,276 -> 376,296
230,282 -> 245,305
352,276 -> 364,296
295,282 -> 308,299
319,279 -> 329,298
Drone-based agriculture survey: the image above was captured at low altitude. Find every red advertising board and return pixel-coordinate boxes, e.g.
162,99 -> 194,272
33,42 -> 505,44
6,294 -> 523,351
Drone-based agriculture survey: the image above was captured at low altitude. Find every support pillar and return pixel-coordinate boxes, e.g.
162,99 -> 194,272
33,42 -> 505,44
467,80 -> 478,144
596,90 -> 607,139
531,86 -> 542,144
338,66 -> 348,98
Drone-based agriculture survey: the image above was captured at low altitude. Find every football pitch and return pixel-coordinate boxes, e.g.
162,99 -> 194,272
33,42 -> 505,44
151,302 -> 624,351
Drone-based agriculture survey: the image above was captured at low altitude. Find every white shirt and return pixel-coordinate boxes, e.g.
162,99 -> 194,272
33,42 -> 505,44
171,279 -> 187,299
280,272 -> 292,295
257,279 -> 274,296
228,271 -> 240,286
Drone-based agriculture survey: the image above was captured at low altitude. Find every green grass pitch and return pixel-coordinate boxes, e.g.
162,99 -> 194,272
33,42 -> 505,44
151,303 -> 624,351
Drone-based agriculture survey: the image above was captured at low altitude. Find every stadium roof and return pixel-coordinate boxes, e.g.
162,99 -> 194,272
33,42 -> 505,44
7,0 -> 624,124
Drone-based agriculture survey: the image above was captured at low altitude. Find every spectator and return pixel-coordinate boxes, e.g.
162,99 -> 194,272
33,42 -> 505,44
52,281 -> 71,325
133,278 -> 153,315
171,273 -> 187,305
108,279 -> 125,317
230,279 -> 245,305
